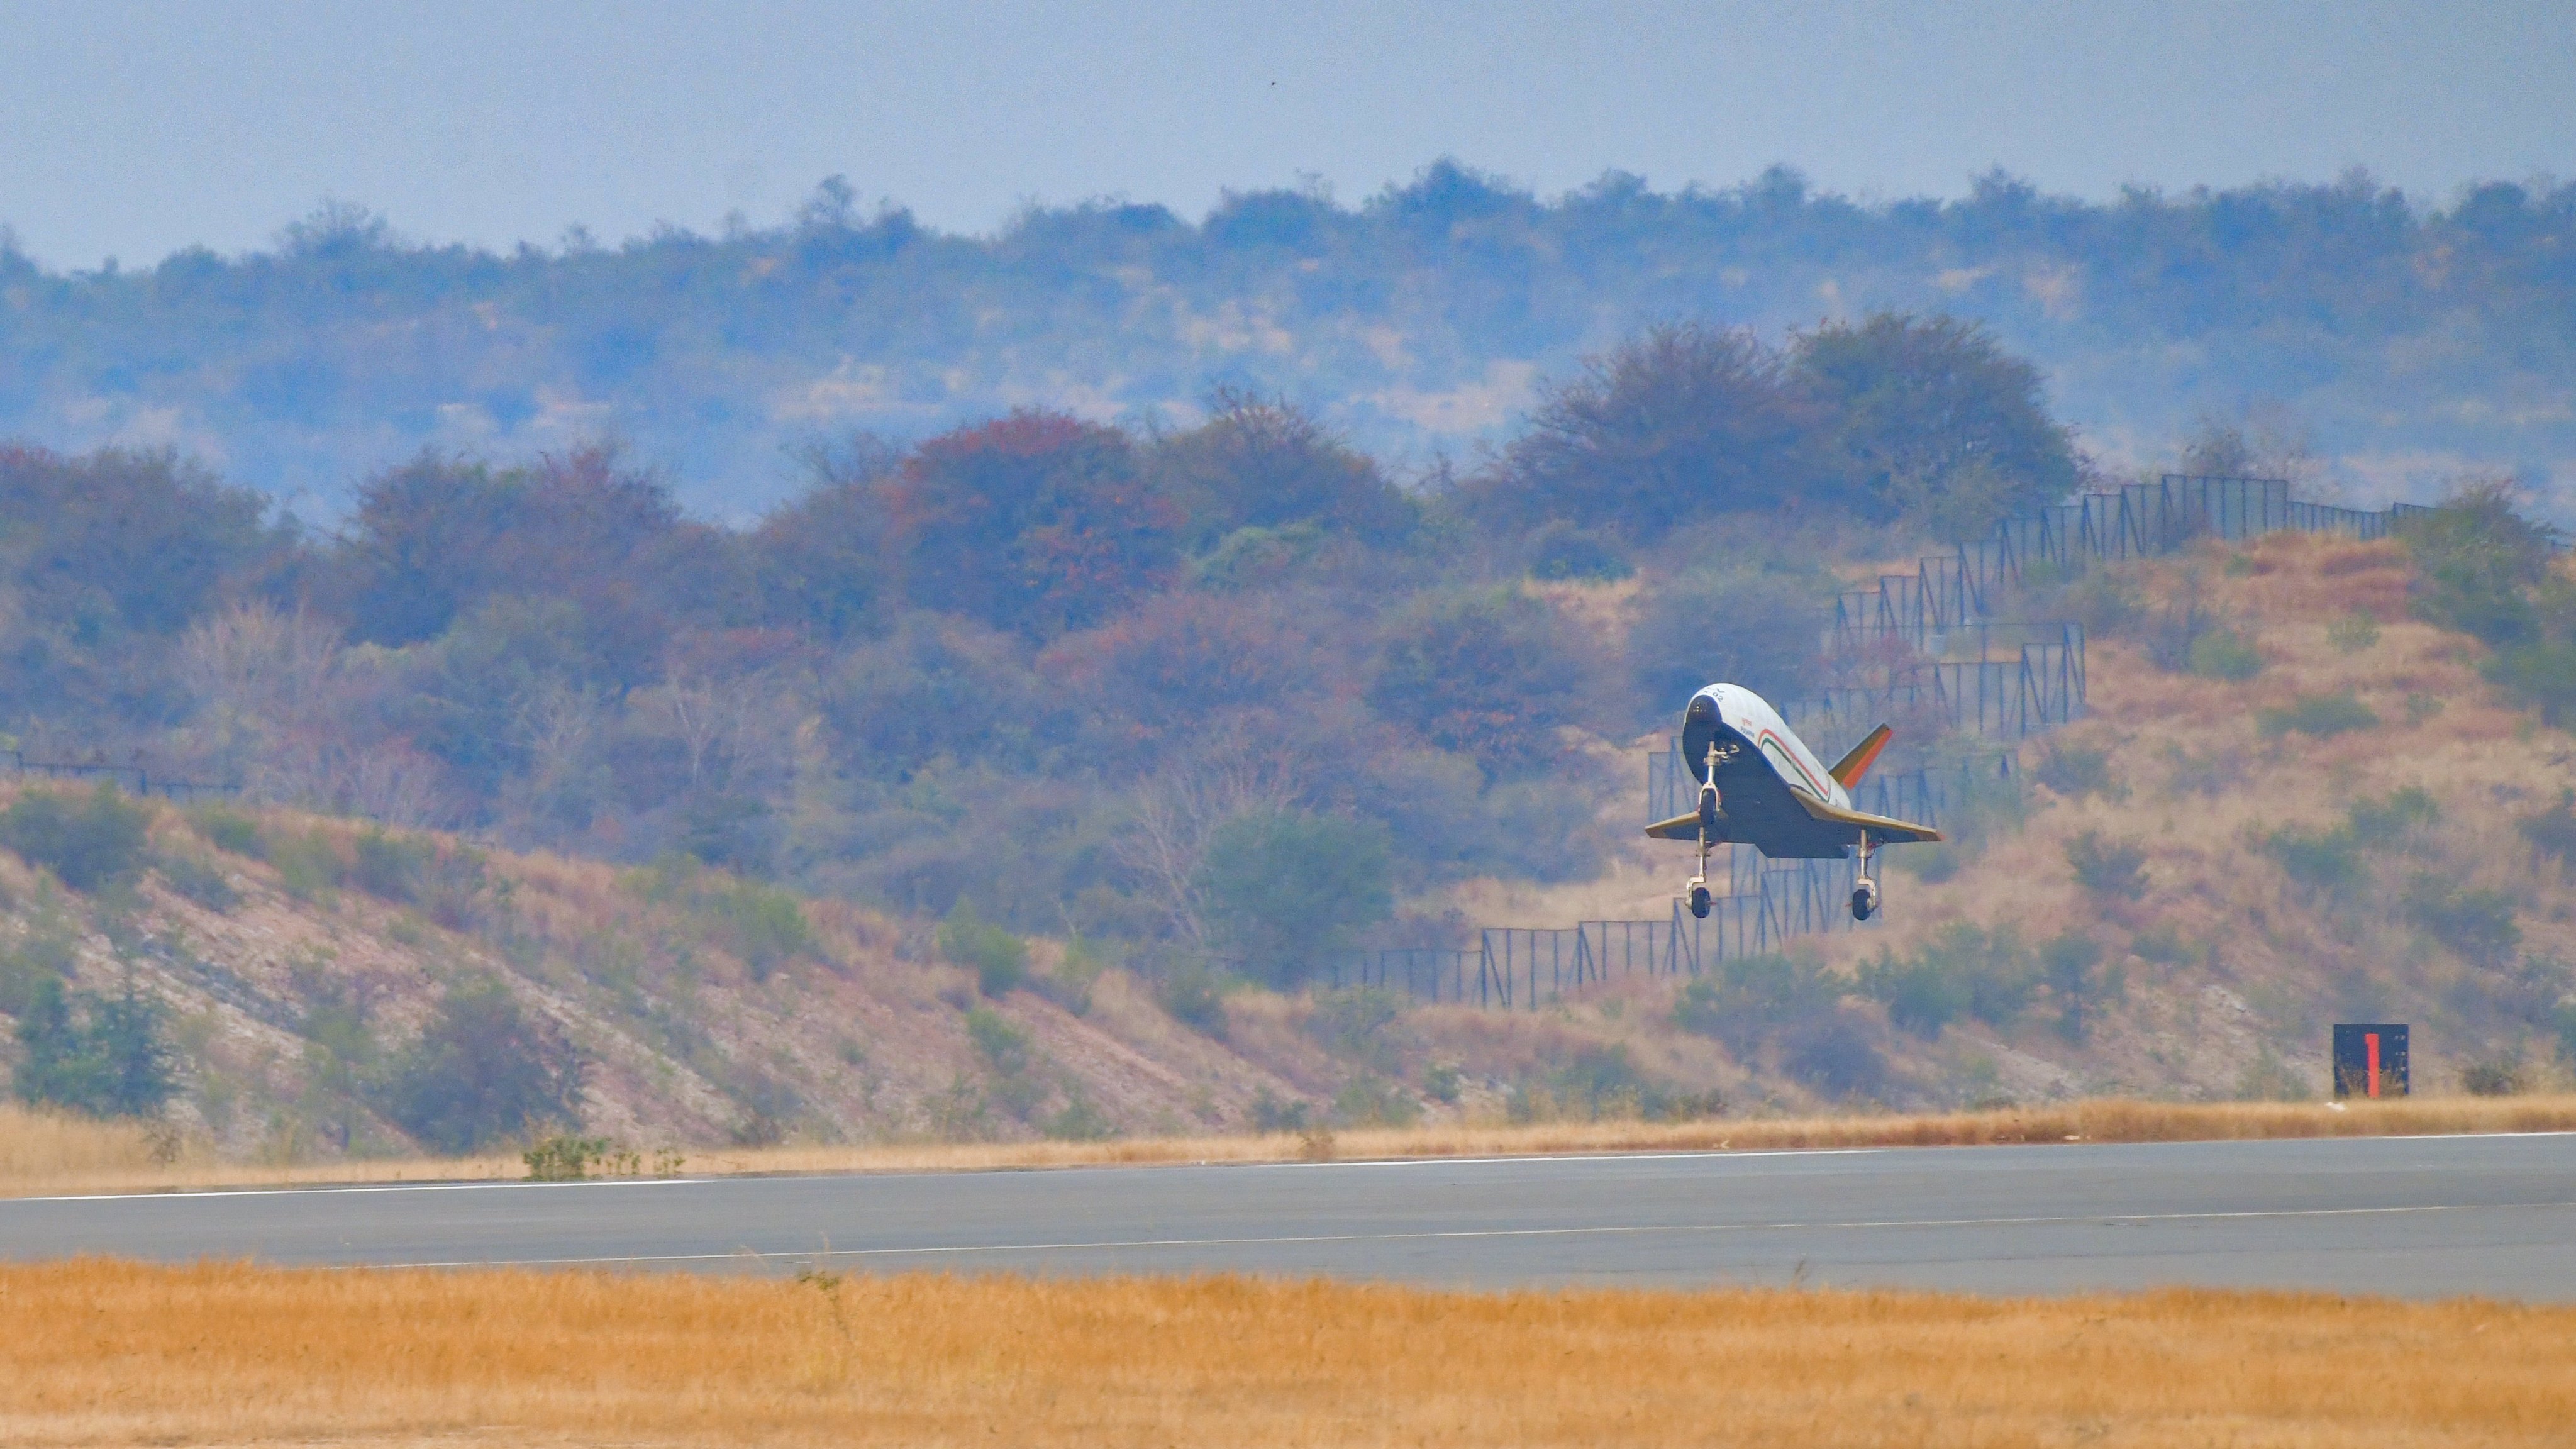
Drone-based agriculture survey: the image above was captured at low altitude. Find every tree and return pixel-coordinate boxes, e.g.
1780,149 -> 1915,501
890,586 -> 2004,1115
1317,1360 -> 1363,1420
1150,389 -> 1414,547
1367,587 -> 1589,774
0,785 -> 154,892
13,976 -> 176,1119
381,977 -> 584,1153
1194,809 -> 1392,987
2041,932 -> 2120,1043
881,411 -> 1182,637
1794,313 -> 2079,540
2401,478 -> 2556,646
1487,322 -> 1838,540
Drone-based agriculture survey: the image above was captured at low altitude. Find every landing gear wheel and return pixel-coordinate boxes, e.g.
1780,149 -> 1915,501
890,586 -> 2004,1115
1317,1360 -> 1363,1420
1688,882 -> 1713,920
1851,879 -> 1880,923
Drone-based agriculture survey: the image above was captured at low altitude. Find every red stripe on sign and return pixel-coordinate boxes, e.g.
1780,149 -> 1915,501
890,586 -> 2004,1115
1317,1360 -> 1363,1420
2367,1032 -> 2381,1099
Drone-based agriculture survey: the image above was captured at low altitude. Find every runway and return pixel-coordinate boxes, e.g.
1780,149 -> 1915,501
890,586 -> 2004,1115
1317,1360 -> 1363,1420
6,1132 -> 2573,1298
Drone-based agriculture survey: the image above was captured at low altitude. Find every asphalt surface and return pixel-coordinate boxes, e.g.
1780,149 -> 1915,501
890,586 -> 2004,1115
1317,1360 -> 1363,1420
6,1133 -> 2574,1298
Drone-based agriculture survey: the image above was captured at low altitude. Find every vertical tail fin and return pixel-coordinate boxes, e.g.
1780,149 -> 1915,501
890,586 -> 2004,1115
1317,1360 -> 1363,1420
1829,724 -> 1894,788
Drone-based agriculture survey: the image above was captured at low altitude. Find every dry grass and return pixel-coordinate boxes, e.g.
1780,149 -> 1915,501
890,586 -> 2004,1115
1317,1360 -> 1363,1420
8,1094 -> 2573,1199
3,1260 -> 2571,1446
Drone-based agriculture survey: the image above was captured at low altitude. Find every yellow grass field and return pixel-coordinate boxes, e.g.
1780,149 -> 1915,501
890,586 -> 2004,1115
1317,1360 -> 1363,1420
6,1094 -> 2575,1197
1,1260 -> 2568,1447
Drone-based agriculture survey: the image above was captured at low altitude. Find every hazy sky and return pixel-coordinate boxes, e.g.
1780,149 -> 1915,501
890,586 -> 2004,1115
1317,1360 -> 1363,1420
2,0 -> 2570,269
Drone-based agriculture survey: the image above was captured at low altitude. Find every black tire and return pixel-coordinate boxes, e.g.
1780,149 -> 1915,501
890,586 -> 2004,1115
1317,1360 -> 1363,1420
1688,884 -> 1712,919
1851,886 -> 1875,922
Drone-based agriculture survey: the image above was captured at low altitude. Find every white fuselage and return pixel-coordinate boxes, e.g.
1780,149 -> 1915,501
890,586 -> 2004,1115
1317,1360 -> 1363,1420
1691,683 -> 1850,811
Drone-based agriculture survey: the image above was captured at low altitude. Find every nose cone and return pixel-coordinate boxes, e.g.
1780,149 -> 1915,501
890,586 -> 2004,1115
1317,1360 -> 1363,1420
1686,694 -> 1714,721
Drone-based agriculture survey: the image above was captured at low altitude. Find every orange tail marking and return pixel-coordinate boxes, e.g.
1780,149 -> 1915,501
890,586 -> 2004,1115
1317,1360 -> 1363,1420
1829,724 -> 1893,788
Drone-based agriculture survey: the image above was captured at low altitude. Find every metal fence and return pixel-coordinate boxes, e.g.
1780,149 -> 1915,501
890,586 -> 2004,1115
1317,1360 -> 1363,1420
0,751 -> 241,802
1327,474 -> 2432,1012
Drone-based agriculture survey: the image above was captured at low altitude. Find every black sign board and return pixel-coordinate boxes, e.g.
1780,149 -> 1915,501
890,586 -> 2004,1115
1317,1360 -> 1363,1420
2332,1023 -> 2409,1099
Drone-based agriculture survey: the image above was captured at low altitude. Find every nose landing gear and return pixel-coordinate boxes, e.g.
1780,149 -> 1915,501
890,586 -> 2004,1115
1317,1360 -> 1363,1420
1687,744 -> 1722,920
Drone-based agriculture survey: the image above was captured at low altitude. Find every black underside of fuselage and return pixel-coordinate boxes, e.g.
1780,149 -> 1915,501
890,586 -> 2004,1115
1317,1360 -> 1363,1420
1679,716 -> 1855,860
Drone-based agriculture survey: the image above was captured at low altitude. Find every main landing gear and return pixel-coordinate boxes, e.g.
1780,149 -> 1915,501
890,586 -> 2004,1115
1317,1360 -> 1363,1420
1851,830 -> 1881,922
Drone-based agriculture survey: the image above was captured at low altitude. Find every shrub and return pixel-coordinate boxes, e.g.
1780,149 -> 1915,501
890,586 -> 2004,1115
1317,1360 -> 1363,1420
1331,1074 -> 1422,1128
189,806 -> 266,858
2486,638 -> 2576,725
1248,1087 -> 1309,1133
1195,809 -> 1392,987
350,830 -> 436,902
2257,692 -> 2380,738
2065,831 -> 2148,899
1777,1009 -> 1887,1100
962,1006 -> 1032,1078
1525,520 -> 1633,582
1424,1062 -> 1463,1102
13,976 -> 177,1119
0,919 -> 77,1019
2326,611 -> 2381,653
1155,962 -> 1230,1036
523,1134 -> 616,1181
2262,823 -> 2365,894
1305,987 -> 1406,1072
2461,1061 -> 2525,1097
1042,1087 -> 1118,1141
1367,586 -> 1589,772
1862,923 -> 2038,1038
709,880 -> 813,982
2520,792 -> 2576,862
0,785 -> 153,892
2401,874 -> 2519,968
2401,479 -> 2554,646
2033,743 -> 2121,801
2347,786 -> 2440,840
2040,933 -> 2119,1043
154,852 -> 239,912
938,901 -> 1027,996
2187,628 -> 2265,681
381,976 -> 585,1154
1671,952 -> 1839,1057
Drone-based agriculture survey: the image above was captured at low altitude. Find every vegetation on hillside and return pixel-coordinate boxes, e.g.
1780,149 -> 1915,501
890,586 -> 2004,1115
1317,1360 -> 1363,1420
4,165 -> 2568,510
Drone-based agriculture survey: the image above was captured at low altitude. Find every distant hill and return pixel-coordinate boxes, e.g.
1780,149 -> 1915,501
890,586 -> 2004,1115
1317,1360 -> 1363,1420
3,164 -> 2569,515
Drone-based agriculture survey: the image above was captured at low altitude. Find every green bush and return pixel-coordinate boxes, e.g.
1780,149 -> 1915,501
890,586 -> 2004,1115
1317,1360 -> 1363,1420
2040,932 -> 2120,1043
2257,692 -> 2380,738
381,976 -> 585,1154
709,881 -> 813,982
2401,479 -> 2555,646
2065,831 -> 2148,899
1861,922 -> 2040,1039
2401,874 -> 2520,968
0,785 -> 153,892
1194,809 -> 1392,987
1041,1087 -> 1118,1141
350,830 -> 436,902
2326,611 -> 2381,653
13,977 -> 176,1119
2187,628 -> 2265,681
1155,962 -> 1230,1035
1525,520 -> 1633,582
1671,952 -> 1840,1057
2033,743 -> 2122,801
155,852 -> 240,912
937,901 -> 1027,996
962,1006 -> 1031,1078
188,806 -> 267,858
2347,786 -> 2440,839
1331,1074 -> 1422,1128
2262,823 -> 2365,893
